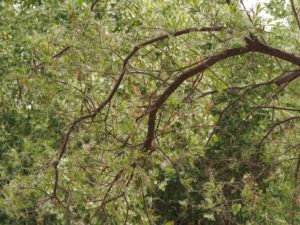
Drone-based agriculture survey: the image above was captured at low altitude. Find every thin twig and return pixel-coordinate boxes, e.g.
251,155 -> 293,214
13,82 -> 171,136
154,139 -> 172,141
290,0 -> 300,31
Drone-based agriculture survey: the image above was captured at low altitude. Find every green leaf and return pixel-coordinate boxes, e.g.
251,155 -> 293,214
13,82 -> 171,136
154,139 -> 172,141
232,203 -> 241,216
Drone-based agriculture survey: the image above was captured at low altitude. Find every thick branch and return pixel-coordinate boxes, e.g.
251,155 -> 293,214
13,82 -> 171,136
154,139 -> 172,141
51,26 -> 221,199
143,47 -> 250,150
143,38 -> 300,150
273,70 -> 300,86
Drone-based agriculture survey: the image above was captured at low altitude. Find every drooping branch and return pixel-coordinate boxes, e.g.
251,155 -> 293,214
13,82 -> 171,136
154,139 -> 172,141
51,26 -> 223,199
143,47 -> 251,150
143,37 -> 300,151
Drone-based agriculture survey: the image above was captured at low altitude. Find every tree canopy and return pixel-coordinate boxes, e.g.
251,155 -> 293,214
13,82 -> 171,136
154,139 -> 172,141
1,0 -> 300,224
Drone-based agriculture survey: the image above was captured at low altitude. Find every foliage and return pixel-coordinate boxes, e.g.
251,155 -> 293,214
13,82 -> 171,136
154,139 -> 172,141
0,0 -> 300,224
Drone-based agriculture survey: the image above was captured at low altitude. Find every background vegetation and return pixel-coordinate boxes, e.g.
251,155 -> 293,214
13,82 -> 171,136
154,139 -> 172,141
1,0 -> 300,224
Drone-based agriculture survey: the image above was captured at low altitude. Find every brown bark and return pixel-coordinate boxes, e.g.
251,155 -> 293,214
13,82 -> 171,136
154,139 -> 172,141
143,37 -> 300,151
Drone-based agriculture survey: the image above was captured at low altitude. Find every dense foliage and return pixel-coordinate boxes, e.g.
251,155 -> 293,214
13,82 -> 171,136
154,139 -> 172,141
1,0 -> 300,224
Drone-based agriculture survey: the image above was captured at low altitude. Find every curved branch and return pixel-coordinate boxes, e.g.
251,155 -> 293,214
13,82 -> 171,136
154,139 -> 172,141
51,26 -> 222,199
143,38 -> 300,151
143,47 -> 250,150
258,116 -> 300,147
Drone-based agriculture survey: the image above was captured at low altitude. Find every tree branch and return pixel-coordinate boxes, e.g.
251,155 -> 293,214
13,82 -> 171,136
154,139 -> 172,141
258,116 -> 300,147
290,0 -> 300,31
273,70 -> 300,86
91,0 -> 101,11
51,26 -> 222,199
143,37 -> 300,151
